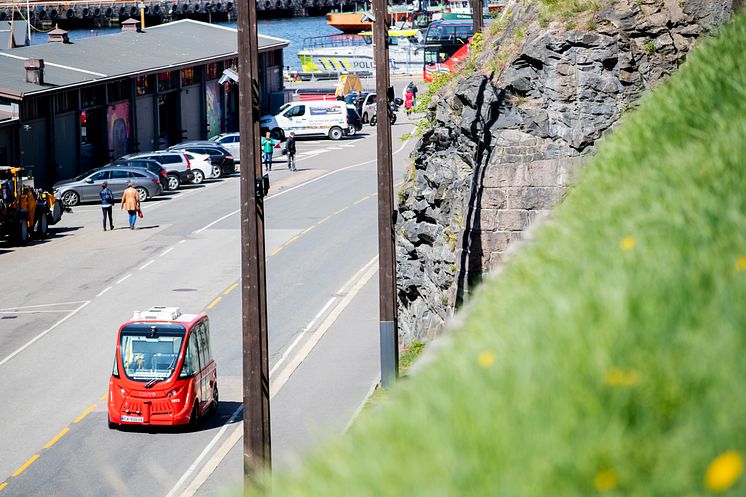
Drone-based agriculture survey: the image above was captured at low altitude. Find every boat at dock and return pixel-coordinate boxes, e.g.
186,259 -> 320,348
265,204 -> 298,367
298,28 -> 423,75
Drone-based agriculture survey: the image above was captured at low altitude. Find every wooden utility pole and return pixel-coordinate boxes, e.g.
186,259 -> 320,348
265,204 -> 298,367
471,0 -> 483,34
236,0 -> 271,483
372,0 -> 399,388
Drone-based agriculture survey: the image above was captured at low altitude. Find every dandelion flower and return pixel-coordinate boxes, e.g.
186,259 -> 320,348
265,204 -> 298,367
620,236 -> 636,251
605,368 -> 640,387
705,451 -> 743,492
736,256 -> 746,272
594,469 -> 618,491
477,351 -> 496,369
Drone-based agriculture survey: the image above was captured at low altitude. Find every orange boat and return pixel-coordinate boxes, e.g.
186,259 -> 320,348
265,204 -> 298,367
325,12 -> 372,34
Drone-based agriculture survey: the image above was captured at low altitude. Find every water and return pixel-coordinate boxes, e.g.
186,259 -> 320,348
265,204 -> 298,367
28,16 -> 339,70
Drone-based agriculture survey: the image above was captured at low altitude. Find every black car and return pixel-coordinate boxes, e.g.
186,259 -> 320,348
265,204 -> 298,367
346,107 -> 363,136
110,158 -> 169,191
168,143 -> 235,178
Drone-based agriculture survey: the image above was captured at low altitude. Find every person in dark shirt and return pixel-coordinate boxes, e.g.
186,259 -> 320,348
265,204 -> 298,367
286,132 -> 297,172
99,181 -> 114,231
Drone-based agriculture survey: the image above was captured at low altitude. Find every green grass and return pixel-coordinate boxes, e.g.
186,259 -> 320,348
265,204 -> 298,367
253,12 -> 746,497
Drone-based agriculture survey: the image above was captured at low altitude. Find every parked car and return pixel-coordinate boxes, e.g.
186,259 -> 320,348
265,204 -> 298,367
346,91 -> 375,121
168,143 -> 235,178
53,166 -> 163,206
124,151 -> 198,188
345,107 -> 363,136
109,158 -> 169,191
361,93 -> 377,123
181,151 -> 217,183
208,133 -> 240,160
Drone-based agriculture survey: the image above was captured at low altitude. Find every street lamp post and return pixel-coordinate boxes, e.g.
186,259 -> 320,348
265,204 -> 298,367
236,0 -> 272,484
372,0 -> 399,388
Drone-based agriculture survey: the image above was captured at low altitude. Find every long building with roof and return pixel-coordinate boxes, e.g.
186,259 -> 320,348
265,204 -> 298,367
0,19 -> 288,188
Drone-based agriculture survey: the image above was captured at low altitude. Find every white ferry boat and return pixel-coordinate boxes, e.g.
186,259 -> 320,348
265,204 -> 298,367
297,29 -> 424,76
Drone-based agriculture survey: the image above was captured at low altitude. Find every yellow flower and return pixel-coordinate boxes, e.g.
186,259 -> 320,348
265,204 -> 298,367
736,256 -> 746,272
604,368 -> 640,387
620,236 -> 636,251
477,351 -> 496,369
705,450 -> 743,492
594,469 -> 618,491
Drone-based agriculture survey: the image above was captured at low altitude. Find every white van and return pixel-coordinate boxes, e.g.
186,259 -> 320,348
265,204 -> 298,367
260,100 -> 348,141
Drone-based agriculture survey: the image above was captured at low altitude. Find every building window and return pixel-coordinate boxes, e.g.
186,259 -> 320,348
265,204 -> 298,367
54,90 -> 77,113
135,75 -> 154,96
108,80 -> 130,102
206,62 -> 221,81
22,96 -> 45,120
180,67 -> 202,86
81,85 -> 105,108
157,71 -> 179,92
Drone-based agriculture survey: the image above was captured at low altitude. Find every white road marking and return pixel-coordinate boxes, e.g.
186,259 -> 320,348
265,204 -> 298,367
170,256 -> 380,497
116,274 -> 132,284
0,301 -> 91,367
139,260 -> 156,270
0,301 -> 88,311
178,239 -> 187,244
344,378 -> 380,433
163,404 -> 244,497
96,286 -> 113,297
160,247 -> 175,257
0,310 -> 79,314
195,210 -> 237,234
192,135 -> 412,234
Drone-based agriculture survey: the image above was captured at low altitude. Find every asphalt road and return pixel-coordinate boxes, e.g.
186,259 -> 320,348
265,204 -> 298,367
0,114 -> 416,496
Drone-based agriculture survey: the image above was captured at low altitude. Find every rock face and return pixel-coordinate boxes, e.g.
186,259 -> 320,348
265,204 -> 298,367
395,0 -> 733,344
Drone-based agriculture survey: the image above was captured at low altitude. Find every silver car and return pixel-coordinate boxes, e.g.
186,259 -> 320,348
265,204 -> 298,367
53,166 -> 163,206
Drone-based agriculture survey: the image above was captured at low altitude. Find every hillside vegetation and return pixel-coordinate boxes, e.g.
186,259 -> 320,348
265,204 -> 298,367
254,12 -> 746,497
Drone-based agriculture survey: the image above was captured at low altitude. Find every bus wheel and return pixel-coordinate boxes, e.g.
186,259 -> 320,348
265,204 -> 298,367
270,128 -> 284,141
189,402 -> 200,431
211,384 -> 220,416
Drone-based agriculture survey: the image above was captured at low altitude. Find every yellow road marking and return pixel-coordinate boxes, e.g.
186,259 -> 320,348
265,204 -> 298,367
0,482 -> 7,491
316,215 -> 333,225
223,283 -> 239,295
99,393 -> 107,401
271,246 -> 284,257
334,207 -> 349,216
353,195 -> 370,205
287,235 -> 300,244
301,226 -> 315,235
206,296 -> 222,309
43,428 -> 69,449
72,403 -> 96,424
11,454 -> 39,477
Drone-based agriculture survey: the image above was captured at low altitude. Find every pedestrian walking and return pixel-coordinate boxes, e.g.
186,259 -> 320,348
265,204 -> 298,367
261,131 -> 276,172
100,181 -> 114,231
121,181 -> 141,230
405,89 -> 415,115
286,132 -> 297,171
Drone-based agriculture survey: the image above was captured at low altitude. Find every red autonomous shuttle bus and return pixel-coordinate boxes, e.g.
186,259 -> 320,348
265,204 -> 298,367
108,306 -> 218,429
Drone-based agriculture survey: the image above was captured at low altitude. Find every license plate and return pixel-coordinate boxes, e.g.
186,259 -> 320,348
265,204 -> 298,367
121,415 -> 144,423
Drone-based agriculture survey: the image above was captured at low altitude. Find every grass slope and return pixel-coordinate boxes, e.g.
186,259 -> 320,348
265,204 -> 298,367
256,14 -> 746,497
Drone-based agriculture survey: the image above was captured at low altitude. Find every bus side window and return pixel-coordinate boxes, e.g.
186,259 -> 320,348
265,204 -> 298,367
181,332 -> 200,377
203,320 -> 213,364
197,322 -> 209,370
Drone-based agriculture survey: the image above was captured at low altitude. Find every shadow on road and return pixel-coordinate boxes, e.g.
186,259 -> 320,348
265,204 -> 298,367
111,401 -> 243,434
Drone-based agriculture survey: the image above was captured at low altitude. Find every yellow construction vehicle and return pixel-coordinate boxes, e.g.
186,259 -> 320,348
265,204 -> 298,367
0,166 -> 65,245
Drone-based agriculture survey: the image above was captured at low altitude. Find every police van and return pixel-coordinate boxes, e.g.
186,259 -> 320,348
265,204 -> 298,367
260,100 -> 348,141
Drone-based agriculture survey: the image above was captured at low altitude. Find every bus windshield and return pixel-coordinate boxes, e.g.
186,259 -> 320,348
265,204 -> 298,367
120,324 -> 186,382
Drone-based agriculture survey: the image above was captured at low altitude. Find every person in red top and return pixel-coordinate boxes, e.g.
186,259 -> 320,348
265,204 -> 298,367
405,89 -> 415,115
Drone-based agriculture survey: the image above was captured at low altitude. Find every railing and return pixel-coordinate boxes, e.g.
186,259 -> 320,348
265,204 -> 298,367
301,33 -> 366,50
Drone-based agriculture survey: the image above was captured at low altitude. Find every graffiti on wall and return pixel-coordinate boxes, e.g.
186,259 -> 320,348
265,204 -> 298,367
206,81 -> 222,138
107,102 -> 131,159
